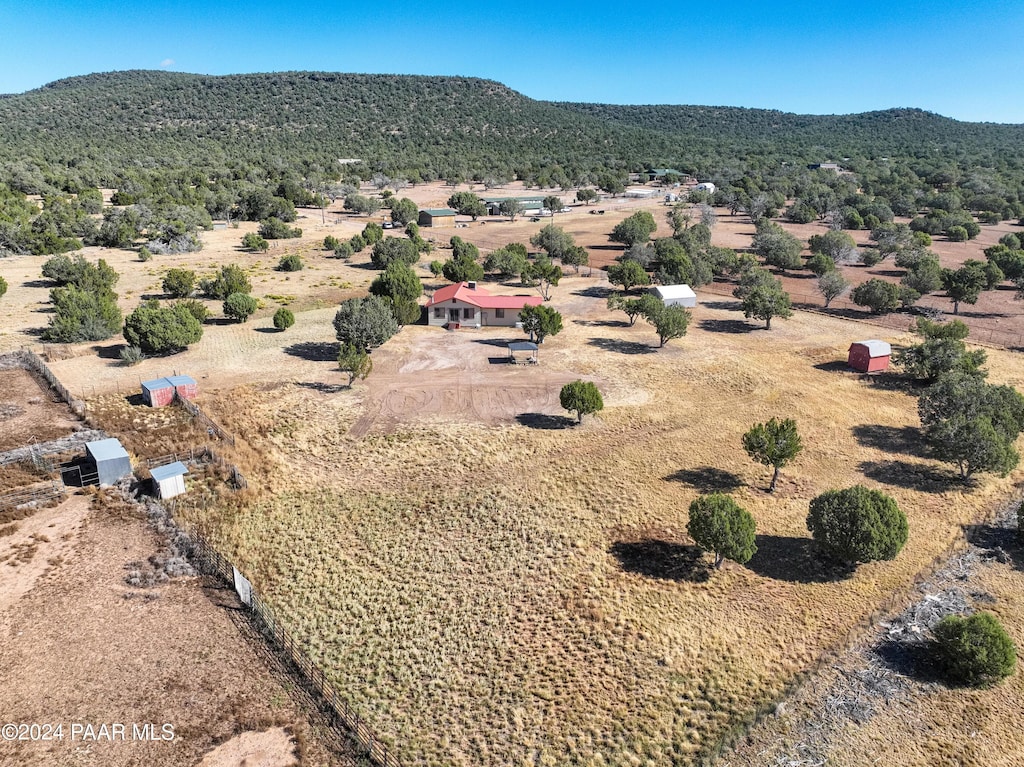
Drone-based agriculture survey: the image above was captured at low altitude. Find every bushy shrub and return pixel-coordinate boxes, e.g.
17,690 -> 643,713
241,232 -> 269,252
119,345 -> 145,366
223,292 -> 258,322
273,307 -> 295,331
807,485 -> 908,564
176,299 -> 210,323
162,268 -> 196,298
200,264 -> 251,300
122,300 -> 203,354
933,612 -> 1016,687
258,217 -> 302,239
278,254 -> 303,272
687,493 -> 757,568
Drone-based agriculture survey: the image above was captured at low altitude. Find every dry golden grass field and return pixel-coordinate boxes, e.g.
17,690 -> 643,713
2,181 -> 1024,766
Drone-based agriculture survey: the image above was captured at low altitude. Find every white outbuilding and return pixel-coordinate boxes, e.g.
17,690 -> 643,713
653,284 -> 697,308
150,461 -> 189,499
694,182 -> 716,194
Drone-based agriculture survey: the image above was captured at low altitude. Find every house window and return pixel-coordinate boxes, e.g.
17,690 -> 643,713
495,309 -> 505,319
433,307 -> 445,319
463,308 -> 475,320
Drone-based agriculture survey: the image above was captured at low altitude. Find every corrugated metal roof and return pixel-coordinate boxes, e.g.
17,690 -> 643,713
150,461 -> 189,482
141,377 -> 173,391
851,340 -> 891,356
654,284 -> 696,299
508,342 -> 538,352
86,438 -> 129,462
165,374 -> 196,386
421,209 -> 457,216
426,282 -> 543,310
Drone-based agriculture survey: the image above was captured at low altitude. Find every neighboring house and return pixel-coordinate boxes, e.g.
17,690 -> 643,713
808,163 -> 842,171
646,168 -> 685,182
694,182 -> 716,194
425,281 -> 543,328
418,208 -> 458,227
624,188 -> 659,199
847,340 -> 891,373
652,284 -> 697,308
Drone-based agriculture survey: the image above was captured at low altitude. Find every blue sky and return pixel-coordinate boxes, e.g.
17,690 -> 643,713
3,0 -> 1023,123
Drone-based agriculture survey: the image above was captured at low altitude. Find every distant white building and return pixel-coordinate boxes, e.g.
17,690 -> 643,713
625,188 -> 659,199
652,284 -> 697,308
694,182 -> 716,195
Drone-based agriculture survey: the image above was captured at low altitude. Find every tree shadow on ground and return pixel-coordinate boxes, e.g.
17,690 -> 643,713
745,535 -> 855,583
698,318 -> 757,334
967,522 -> 1024,571
254,327 -> 284,334
574,318 -> 629,328
702,300 -> 741,311
873,640 -> 942,683
516,412 -> 575,430
609,540 -> 710,583
92,344 -> 123,360
664,466 -> 743,492
284,341 -> 338,362
21,279 -> 53,288
296,381 -> 348,394
573,285 -> 613,299
858,459 -> 963,493
205,317 -> 238,326
587,337 -> 655,354
852,424 -> 929,458
813,360 -> 852,373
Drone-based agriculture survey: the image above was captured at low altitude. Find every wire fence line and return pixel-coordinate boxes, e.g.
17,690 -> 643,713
185,533 -> 404,767
173,393 -> 236,446
12,348 -> 87,415
0,481 -> 66,512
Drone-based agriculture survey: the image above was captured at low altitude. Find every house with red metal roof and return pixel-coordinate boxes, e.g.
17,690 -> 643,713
425,281 -> 543,329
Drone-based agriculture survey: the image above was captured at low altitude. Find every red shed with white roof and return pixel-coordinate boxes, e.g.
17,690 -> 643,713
848,340 -> 891,373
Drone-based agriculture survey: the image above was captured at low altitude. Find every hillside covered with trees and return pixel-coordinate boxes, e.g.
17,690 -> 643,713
2,70 -> 1024,192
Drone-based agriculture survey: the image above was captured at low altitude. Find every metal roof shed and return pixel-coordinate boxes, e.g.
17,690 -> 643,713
166,374 -> 198,401
653,284 -> 697,308
141,377 -> 175,407
848,340 -> 892,373
85,438 -> 132,487
507,341 -> 539,364
150,461 -> 189,499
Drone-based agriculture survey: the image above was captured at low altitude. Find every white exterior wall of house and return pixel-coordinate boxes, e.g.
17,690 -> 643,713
428,300 -> 525,328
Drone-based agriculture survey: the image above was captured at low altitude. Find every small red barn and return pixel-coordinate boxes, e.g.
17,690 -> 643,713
848,340 -> 891,373
167,374 -> 198,401
141,377 -> 176,407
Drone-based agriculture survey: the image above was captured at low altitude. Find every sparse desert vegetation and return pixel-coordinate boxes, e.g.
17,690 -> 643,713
2,68 -> 1024,766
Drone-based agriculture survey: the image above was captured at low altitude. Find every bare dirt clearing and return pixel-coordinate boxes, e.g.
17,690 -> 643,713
0,367 -> 80,452
0,492 -> 351,767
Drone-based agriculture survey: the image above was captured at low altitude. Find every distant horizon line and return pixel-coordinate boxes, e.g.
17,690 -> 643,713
6,68 -> 1023,127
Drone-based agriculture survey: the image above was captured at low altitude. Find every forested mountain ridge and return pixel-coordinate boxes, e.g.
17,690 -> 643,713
3,70 -> 1024,191
555,103 -> 1024,168
0,70 -> 677,185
